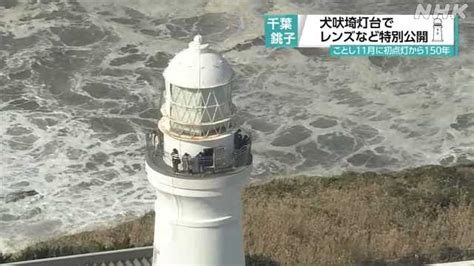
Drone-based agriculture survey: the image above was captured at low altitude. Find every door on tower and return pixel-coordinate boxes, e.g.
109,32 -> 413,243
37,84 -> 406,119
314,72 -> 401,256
203,148 -> 214,169
213,146 -> 226,170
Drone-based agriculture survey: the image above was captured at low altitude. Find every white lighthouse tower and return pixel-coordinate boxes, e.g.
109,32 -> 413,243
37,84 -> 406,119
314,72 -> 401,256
145,35 -> 252,265
432,17 -> 443,42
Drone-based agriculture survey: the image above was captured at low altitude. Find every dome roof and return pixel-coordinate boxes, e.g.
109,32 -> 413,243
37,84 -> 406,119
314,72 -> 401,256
163,35 -> 234,89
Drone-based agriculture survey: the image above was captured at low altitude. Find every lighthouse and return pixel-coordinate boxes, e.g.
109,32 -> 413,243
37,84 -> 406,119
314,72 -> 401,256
432,17 -> 443,42
145,35 -> 252,265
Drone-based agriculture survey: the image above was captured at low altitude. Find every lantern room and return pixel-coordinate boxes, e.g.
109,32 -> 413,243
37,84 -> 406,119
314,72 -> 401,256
161,35 -> 236,137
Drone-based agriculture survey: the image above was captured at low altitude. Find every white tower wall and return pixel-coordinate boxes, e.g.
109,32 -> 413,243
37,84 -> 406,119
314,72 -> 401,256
146,162 -> 250,265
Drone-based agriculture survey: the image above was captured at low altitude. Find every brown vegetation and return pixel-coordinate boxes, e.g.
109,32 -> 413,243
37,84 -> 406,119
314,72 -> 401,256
2,165 -> 473,265
243,165 -> 473,265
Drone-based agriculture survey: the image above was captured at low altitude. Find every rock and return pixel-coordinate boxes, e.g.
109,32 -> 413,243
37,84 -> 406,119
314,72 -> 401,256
6,190 -> 38,203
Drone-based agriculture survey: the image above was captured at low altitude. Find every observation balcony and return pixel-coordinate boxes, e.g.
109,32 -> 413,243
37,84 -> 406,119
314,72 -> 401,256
145,129 -> 252,179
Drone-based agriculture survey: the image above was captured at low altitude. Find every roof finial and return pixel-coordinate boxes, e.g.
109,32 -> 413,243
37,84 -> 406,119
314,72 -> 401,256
194,34 -> 202,44
189,34 -> 209,50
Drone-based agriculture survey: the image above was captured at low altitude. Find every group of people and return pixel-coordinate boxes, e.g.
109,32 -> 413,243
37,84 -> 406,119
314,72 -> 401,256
234,129 -> 250,150
165,129 -> 252,174
170,149 -> 210,174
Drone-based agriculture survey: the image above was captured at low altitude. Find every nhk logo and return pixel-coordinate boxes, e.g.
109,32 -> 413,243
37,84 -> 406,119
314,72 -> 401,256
415,4 -> 469,19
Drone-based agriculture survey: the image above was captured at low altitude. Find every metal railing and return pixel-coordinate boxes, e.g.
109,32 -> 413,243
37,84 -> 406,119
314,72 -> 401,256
5,246 -> 153,266
6,246 -> 473,266
145,129 -> 252,176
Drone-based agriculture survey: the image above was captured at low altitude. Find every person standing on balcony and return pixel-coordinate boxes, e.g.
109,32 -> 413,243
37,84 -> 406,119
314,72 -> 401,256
241,135 -> 250,166
191,155 -> 198,174
171,149 -> 181,173
234,129 -> 242,149
242,135 -> 249,148
152,130 -> 161,157
182,153 -> 191,173
197,152 -> 205,173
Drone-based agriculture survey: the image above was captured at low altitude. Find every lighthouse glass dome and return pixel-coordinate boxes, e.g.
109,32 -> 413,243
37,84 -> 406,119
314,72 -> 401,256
166,83 -> 234,136
162,35 -> 235,137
